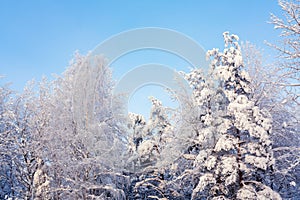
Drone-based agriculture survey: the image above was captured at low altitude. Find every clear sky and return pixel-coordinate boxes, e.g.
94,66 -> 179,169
0,0 -> 283,117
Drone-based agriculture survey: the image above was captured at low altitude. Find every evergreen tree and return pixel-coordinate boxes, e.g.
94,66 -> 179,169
190,32 -> 280,199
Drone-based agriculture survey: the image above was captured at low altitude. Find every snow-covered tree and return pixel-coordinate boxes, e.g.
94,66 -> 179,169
242,42 -> 299,199
0,82 -> 15,199
163,32 -> 281,200
126,97 -> 175,171
0,80 -> 50,199
140,97 -> 174,167
44,53 -> 128,199
127,97 -> 181,199
241,1 -> 300,195
127,112 -> 147,153
268,0 -> 300,85
266,0 -> 300,147
191,32 -> 280,199
268,0 -> 300,196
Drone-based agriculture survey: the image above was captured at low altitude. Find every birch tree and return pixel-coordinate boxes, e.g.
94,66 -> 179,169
39,53 -> 128,199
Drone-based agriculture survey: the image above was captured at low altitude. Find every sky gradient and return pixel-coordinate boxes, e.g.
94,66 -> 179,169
0,0 -> 283,116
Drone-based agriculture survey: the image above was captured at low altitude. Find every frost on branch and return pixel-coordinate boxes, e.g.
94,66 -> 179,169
269,0 -> 300,84
33,158 -> 50,199
237,183 -> 282,200
192,173 -> 216,198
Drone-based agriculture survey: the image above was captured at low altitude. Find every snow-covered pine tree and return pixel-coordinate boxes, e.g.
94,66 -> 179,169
128,112 -> 147,153
163,49 -> 232,200
189,32 -> 281,199
127,97 -> 174,171
126,112 -> 147,171
127,97 -> 176,199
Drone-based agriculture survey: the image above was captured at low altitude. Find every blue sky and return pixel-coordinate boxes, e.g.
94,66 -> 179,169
0,0 -> 283,117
